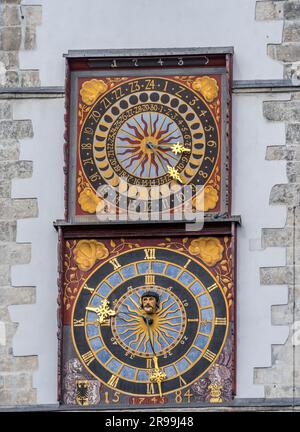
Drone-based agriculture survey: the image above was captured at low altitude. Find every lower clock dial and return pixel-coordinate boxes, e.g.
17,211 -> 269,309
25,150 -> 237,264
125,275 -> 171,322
71,246 -> 229,397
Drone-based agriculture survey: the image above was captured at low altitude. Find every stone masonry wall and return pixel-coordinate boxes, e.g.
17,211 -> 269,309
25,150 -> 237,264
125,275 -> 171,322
0,0 -> 40,405
255,0 -> 300,398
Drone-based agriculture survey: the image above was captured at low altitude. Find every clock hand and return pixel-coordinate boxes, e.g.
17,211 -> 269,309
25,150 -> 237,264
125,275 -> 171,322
171,142 -> 191,155
148,143 -> 185,186
85,299 -> 116,326
145,317 -> 167,397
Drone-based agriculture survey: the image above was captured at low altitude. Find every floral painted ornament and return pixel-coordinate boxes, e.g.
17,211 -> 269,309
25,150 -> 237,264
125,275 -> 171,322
192,76 -> 219,103
74,240 -> 109,271
188,237 -> 224,266
78,188 -> 103,214
192,186 -> 219,212
80,79 -> 108,106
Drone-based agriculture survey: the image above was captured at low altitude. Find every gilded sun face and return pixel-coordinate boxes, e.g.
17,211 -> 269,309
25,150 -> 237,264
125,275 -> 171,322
111,288 -> 187,358
141,296 -> 158,315
115,112 -> 183,179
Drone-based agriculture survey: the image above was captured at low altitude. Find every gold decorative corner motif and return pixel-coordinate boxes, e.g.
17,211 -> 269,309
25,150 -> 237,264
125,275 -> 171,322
74,239 -> 109,271
188,237 -> 224,267
78,187 -> 103,214
77,170 -> 104,214
80,79 -> 108,106
192,76 -> 219,103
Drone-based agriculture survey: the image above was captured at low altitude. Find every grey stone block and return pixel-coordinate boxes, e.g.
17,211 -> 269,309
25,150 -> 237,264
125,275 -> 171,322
6,51 -> 18,69
20,70 -> 40,87
11,198 -> 38,219
0,160 -> 33,180
0,265 -> 10,286
0,355 -> 38,373
286,205 -> 300,227
0,27 -> 21,51
268,43 -> 300,62
283,20 -> 300,42
0,5 -> 21,26
256,1 -> 284,20
22,5 -> 42,26
260,266 -> 293,284
1,1 -> 22,4
287,124 -> 300,144
0,120 -> 33,140
262,227 -> 293,247
286,246 -> 300,265
0,140 -> 19,161
0,198 -> 38,219
0,389 -> 36,405
4,373 -> 32,389
0,221 -> 16,241
0,102 -> 12,120
264,100 -> 300,122
284,1 -> 300,20
265,385 -> 294,398
0,51 -> 19,69
0,307 -> 11,321
0,181 -> 11,198
4,321 -> 18,343
0,286 -> 35,306
285,146 -> 300,160
265,145 -> 287,160
286,161 -> 300,182
0,242 -> 31,265
5,70 -> 19,87
271,303 -> 293,325
270,183 -> 300,205
23,27 -> 36,50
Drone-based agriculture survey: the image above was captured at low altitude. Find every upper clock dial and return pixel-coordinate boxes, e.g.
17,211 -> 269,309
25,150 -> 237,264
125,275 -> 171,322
76,76 -> 221,215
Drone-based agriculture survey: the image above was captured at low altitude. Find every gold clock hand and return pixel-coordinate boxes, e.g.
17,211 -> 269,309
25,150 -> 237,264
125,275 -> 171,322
85,299 -> 116,326
167,165 -> 183,184
145,317 -> 167,397
171,142 -> 191,155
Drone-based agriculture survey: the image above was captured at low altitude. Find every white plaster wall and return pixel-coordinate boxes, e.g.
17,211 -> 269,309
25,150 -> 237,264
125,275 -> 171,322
232,93 -> 289,397
20,0 -> 283,86
10,98 -> 64,404
8,0 -> 289,403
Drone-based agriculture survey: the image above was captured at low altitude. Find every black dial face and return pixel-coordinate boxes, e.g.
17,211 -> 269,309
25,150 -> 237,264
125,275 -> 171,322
71,246 -> 228,397
78,76 -> 220,211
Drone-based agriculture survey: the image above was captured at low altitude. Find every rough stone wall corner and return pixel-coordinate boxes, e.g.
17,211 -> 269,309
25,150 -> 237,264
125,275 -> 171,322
0,0 -> 41,405
254,0 -> 300,399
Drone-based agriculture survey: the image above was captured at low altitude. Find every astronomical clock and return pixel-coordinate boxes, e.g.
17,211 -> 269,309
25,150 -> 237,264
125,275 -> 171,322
59,228 -> 236,407
64,48 -> 233,222
57,48 -> 237,408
